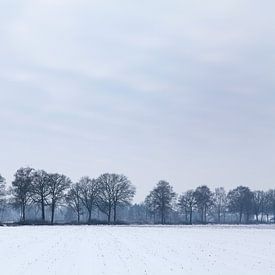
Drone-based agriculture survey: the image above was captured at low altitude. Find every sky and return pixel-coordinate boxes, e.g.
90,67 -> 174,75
0,0 -> 275,202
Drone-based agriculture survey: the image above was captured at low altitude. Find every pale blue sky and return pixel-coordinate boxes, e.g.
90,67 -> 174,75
0,0 -> 275,201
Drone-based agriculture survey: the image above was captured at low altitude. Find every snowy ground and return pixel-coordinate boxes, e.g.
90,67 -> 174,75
0,225 -> 274,275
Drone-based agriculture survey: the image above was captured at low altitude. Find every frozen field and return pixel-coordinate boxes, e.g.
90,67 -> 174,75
0,225 -> 274,275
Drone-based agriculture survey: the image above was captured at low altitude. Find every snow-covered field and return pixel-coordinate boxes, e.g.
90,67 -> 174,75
0,225 -> 274,275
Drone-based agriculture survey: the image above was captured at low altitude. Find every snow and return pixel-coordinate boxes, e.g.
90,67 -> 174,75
0,225 -> 274,275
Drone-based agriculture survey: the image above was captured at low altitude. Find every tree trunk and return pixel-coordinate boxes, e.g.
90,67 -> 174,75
51,203 -> 55,225
22,203 -> 26,222
88,210 -> 92,224
107,204 -> 111,224
239,211 -> 242,224
113,203 -> 117,224
77,209 -> 80,224
161,209 -> 165,225
41,200 -> 45,221
189,209 -> 192,225
185,210 -> 188,223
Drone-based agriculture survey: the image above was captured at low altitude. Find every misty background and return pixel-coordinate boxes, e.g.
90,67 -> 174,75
0,0 -> 275,202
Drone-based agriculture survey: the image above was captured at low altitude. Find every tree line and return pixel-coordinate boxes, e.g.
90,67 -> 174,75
0,168 -> 135,225
0,167 -> 275,225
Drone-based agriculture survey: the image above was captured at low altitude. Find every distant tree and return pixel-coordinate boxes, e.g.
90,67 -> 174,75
11,167 -> 34,222
112,174 -> 135,223
252,190 -> 265,223
31,170 -> 50,222
0,174 -> 5,200
48,173 -> 71,224
266,190 -> 275,223
0,174 -> 6,221
145,191 -> 157,223
149,181 -> 176,224
264,190 -> 274,222
78,177 -> 99,223
97,173 -> 115,224
178,190 -> 196,224
227,186 -> 253,223
66,183 -> 83,223
194,185 -> 213,223
263,191 -> 271,222
213,187 -> 227,224
97,173 -> 135,224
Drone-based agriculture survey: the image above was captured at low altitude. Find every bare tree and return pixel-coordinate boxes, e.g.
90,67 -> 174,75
227,186 -> 253,223
194,185 -> 213,223
0,174 -> 6,221
0,174 -> 5,195
31,170 -> 50,222
112,174 -> 135,223
213,187 -> 227,224
78,177 -> 99,223
252,190 -> 265,223
144,191 -> 156,223
266,189 -> 275,223
11,167 -> 34,222
97,173 -> 135,224
263,190 -> 273,222
149,180 -> 176,224
48,173 -> 71,224
66,183 -> 83,223
178,190 -> 196,224
96,173 -> 114,224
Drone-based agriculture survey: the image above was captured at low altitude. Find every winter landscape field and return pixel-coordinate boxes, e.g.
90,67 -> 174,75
0,225 -> 274,275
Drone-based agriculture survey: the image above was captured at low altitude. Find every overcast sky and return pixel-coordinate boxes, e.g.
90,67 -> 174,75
0,0 -> 275,201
